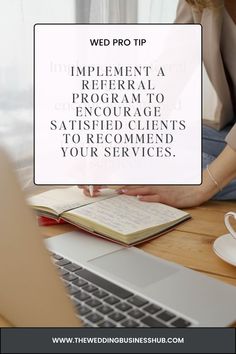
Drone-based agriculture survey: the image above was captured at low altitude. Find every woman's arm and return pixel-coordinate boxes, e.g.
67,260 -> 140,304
119,145 -> 236,208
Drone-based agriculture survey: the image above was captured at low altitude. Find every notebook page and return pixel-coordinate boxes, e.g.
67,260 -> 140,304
28,187 -> 116,215
70,195 -> 189,235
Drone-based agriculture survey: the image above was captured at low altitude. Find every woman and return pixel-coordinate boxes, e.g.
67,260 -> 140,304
83,0 -> 236,208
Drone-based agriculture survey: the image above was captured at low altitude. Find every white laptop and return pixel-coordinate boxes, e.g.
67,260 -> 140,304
0,149 -> 235,327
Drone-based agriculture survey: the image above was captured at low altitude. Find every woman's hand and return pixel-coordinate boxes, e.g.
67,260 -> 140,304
78,172 -> 216,207
117,185 -> 208,208
78,145 -> 236,207
118,145 -> 236,208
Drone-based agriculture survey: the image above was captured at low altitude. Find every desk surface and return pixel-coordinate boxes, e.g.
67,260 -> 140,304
40,200 -> 236,285
1,200 -> 236,327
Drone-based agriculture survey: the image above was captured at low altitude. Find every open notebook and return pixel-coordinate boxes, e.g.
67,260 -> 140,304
29,187 -> 190,245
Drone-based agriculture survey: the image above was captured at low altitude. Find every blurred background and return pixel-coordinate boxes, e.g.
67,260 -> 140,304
0,0 -> 178,193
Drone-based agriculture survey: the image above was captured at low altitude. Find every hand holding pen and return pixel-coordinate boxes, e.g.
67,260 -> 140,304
79,185 -> 106,197
79,185 -> 120,197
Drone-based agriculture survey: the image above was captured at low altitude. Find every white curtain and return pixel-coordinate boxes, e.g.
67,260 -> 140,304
87,0 -> 137,22
77,0 -> 178,23
138,0 -> 178,22
0,0 -> 75,191
0,0 -> 178,193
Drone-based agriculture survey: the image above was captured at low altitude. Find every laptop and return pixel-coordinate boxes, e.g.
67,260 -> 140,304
0,149 -> 236,327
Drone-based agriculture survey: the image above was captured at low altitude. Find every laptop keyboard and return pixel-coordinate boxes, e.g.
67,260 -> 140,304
52,253 -> 192,328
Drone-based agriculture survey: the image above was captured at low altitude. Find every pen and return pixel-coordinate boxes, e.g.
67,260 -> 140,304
88,185 -> 121,197
89,185 -> 94,197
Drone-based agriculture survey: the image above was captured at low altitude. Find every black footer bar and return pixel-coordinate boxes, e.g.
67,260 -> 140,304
1,328 -> 235,353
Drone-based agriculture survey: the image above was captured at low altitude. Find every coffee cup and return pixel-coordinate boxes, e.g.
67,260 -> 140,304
224,212 -> 236,240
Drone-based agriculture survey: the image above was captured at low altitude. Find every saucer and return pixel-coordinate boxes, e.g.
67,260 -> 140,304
213,234 -> 236,267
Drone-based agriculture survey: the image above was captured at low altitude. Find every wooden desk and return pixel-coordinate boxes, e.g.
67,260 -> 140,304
38,200 -> 236,286
1,200 -> 236,327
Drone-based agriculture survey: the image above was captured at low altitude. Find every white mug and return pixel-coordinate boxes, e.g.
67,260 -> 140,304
224,212 -> 236,240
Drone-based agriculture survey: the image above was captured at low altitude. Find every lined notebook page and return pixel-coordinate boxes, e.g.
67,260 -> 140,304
70,195 -> 189,235
28,187 -> 115,215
